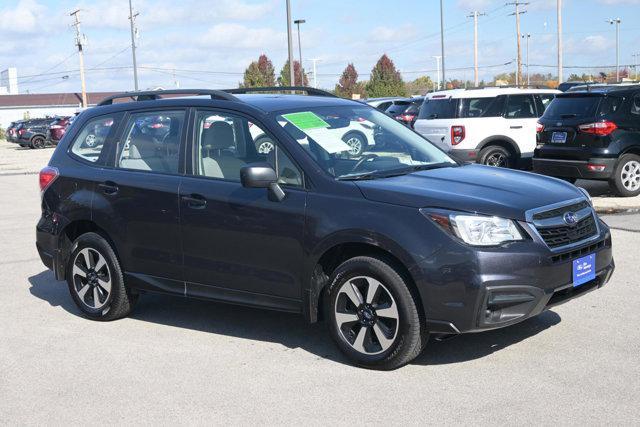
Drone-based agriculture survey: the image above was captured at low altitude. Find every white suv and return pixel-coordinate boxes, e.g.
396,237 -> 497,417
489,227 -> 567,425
414,87 -> 559,168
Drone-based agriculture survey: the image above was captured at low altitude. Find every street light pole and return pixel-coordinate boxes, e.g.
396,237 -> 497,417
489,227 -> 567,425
294,19 -> 306,86
557,0 -> 563,83
522,33 -> 530,86
633,53 -> 640,81
439,0 -> 446,86
308,58 -> 321,88
286,0 -> 295,88
433,56 -> 442,90
608,18 -> 622,82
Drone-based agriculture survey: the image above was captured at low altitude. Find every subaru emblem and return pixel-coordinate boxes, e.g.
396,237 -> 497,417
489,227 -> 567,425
563,212 -> 578,226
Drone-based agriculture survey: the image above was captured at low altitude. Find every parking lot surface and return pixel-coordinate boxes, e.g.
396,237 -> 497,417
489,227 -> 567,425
1,168 -> 639,424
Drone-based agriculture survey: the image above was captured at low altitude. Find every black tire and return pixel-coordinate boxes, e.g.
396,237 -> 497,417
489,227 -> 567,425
66,232 -> 137,321
31,136 -> 45,149
478,145 -> 513,168
609,154 -> 640,197
325,256 -> 427,370
254,136 -> 275,155
342,132 -> 367,156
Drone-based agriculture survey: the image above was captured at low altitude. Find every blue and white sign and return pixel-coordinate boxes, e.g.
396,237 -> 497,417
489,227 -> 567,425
573,254 -> 596,287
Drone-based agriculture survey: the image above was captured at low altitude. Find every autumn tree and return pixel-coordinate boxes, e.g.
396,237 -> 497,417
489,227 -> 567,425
335,63 -> 365,98
278,60 -> 309,86
242,54 -> 276,87
365,54 -> 407,97
406,75 -> 434,95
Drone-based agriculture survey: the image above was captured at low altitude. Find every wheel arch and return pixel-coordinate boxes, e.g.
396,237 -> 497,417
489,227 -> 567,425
305,233 -> 423,324
476,135 -> 521,157
342,129 -> 368,146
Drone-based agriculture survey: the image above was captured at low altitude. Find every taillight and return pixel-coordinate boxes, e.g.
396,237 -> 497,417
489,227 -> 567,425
50,125 -> 63,129
396,114 -> 416,123
39,166 -> 59,192
578,121 -> 617,136
451,125 -> 465,145
536,122 -> 544,133
18,128 -> 25,135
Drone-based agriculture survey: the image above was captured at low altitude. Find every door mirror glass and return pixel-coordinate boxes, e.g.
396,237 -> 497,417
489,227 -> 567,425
240,163 -> 277,188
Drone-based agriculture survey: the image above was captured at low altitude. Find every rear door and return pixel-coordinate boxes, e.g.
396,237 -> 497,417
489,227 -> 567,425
92,108 -> 187,292
179,109 -> 306,307
414,96 -> 458,151
503,94 -> 538,156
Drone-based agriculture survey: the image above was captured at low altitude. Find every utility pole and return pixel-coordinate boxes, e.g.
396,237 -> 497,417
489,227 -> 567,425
633,53 -> 640,81
468,11 -> 485,87
608,18 -> 622,82
294,19 -> 306,86
286,0 -> 295,88
508,1 -> 528,86
128,0 -> 139,91
70,10 -> 87,107
433,56 -> 442,90
522,33 -> 531,86
557,0 -> 563,83
308,58 -> 321,88
439,0 -> 446,86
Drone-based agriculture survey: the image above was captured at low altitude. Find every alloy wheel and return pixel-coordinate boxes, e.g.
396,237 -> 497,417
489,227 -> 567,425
334,276 -> 399,355
72,248 -> 112,310
84,134 -> 97,148
621,160 -> 640,192
257,140 -> 275,154
485,152 -> 507,167
346,137 -> 363,156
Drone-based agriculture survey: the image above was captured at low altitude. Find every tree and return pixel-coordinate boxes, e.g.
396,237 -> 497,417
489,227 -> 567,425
242,54 -> 276,87
278,60 -> 309,86
406,75 -> 434,95
365,54 -> 407,97
335,63 -> 365,98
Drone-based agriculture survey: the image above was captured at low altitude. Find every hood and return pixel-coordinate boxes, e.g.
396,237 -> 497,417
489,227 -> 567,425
355,164 -> 584,221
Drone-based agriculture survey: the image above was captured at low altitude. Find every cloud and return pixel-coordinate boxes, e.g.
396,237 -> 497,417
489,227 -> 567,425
598,0 -> 640,4
0,0 -> 48,34
197,23 -> 285,50
369,24 -> 418,43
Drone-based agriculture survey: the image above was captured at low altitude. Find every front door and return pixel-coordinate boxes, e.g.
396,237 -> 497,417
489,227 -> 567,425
180,110 -> 306,309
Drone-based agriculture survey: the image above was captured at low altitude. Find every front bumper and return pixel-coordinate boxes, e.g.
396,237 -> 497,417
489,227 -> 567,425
420,223 -> 614,335
533,157 -> 617,180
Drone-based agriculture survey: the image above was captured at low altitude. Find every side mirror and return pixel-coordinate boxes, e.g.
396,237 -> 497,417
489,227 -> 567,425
240,163 -> 286,202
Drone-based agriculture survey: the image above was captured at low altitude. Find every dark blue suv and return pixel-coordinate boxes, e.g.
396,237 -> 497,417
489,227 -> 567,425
36,88 -> 614,369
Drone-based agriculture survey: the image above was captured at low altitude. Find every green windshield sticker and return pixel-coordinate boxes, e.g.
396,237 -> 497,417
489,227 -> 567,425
282,112 -> 330,130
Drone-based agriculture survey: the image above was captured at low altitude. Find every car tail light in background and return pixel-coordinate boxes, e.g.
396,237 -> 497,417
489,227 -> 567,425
578,121 -> 617,136
536,122 -> 544,133
18,128 -> 25,136
587,164 -> 607,172
50,124 -> 63,129
39,166 -> 59,192
451,125 -> 465,145
396,114 -> 416,123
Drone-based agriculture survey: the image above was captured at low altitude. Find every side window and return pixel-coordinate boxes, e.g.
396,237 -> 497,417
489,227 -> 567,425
194,111 -> 302,187
459,97 -> 502,118
505,95 -> 536,119
539,94 -> 555,112
70,114 -> 119,163
117,110 -> 184,174
631,94 -> 640,116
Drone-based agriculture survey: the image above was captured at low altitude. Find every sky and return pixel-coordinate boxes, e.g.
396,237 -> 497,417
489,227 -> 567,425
0,0 -> 639,94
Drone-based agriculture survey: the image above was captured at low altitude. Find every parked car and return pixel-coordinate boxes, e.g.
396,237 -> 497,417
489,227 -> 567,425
533,84 -> 640,197
558,81 -> 596,92
5,120 -> 23,143
46,116 -> 72,146
385,97 -> 424,128
36,88 -> 614,370
413,87 -> 560,168
16,118 -> 53,148
365,97 -> 411,112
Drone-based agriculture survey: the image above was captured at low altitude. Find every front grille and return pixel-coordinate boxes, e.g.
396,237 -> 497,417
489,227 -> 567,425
532,201 -> 590,220
536,214 -> 597,248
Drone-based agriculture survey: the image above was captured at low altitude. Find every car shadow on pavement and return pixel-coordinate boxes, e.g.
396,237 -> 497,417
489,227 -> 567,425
29,269 -> 561,367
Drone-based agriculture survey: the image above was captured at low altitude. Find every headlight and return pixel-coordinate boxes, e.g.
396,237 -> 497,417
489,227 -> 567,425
578,187 -> 592,204
422,210 -> 524,246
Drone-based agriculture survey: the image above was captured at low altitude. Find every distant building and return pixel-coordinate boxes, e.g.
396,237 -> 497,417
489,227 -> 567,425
0,92 -> 119,128
0,68 -> 18,95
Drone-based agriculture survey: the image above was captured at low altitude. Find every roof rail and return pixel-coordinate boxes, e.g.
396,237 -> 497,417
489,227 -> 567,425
225,86 -> 337,98
97,89 -> 240,106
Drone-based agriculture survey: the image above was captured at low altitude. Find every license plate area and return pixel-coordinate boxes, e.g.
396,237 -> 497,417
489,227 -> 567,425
573,253 -> 595,287
551,131 -> 567,143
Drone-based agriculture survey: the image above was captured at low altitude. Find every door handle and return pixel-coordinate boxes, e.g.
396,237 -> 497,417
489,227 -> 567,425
98,181 -> 119,195
510,125 -> 523,129
181,194 -> 207,209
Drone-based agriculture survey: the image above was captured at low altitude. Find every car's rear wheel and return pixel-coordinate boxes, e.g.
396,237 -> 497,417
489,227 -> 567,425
31,136 -> 45,149
479,145 -> 513,168
84,134 -> 97,148
66,232 -> 136,321
325,256 -> 427,370
255,136 -> 275,154
609,154 -> 640,197
343,132 -> 367,156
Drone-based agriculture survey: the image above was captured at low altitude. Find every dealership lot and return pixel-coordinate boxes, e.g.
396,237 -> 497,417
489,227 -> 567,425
0,154 -> 639,423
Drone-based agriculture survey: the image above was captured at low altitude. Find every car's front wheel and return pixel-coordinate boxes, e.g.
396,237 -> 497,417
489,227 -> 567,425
609,154 -> 640,197
66,232 -> 137,321
325,256 -> 427,370
342,132 -> 367,156
255,136 -> 275,154
31,136 -> 45,149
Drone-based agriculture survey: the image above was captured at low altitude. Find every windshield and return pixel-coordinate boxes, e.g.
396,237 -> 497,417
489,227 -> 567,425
276,105 -> 457,180
417,98 -> 457,119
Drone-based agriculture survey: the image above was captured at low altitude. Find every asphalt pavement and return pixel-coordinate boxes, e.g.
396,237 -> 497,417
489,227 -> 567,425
0,172 -> 639,425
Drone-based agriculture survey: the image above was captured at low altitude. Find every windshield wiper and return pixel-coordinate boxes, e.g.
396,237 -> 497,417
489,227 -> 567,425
337,163 -> 456,181
336,171 -> 381,181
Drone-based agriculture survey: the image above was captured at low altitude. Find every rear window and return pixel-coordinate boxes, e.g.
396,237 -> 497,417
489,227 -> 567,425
385,101 -> 412,115
543,96 -> 601,120
418,98 -> 457,119
459,97 -> 503,118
